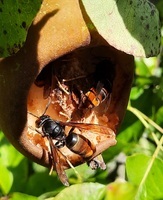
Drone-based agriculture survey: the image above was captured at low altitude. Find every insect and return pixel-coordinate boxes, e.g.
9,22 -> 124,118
34,114 -> 97,158
84,59 -> 114,109
61,59 -> 114,110
83,80 -> 112,109
60,76 -> 112,111
28,110 -> 113,186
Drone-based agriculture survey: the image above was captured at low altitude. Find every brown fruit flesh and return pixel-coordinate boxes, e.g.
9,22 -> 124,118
0,0 -> 134,169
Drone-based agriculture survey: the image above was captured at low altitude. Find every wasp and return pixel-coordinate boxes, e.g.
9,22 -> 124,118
62,59 -> 114,110
83,80 -> 112,109
83,59 -> 114,109
60,76 -> 112,111
28,110 -> 113,186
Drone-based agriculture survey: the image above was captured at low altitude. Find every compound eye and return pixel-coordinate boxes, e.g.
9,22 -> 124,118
36,115 -> 49,128
35,118 -> 41,128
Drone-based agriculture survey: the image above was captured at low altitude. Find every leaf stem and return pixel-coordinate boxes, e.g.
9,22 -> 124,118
136,135 -> 163,199
127,105 -> 163,134
128,105 -> 163,199
127,106 -> 149,129
151,132 -> 163,151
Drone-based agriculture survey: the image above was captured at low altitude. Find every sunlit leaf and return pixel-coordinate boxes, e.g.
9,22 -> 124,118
32,162 -> 47,173
0,133 -> 24,167
0,133 -> 29,193
0,0 -> 42,57
52,183 -> 106,200
0,164 -> 13,194
81,0 -> 161,57
10,192 -> 38,200
130,87 -> 144,100
126,154 -> 163,200
135,59 -> 152,77
106,182 -> 137,200
67,163 -> 97,184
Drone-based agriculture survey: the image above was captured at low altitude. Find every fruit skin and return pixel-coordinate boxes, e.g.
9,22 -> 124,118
0,0 -> 90,167
0,0 -> 134,168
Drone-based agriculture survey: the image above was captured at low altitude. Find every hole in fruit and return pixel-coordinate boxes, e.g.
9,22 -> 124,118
27,46 -> 118,185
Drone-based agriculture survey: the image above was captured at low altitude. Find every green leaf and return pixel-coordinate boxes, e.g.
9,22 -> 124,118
156,1 -> 163,25
106,182 -> 137,200
0,133 -> 24,167
0,133 -> 29,193
0,0 -> 42,57
81,0 -> 161,57
0,164 -> 13,195
10,159 -> 29,193
126,154 -> 163,200
52,183 -> 106,200
135,59 -> 152,77
25,172 -> 64,196
9,192 -> 38,200
155,106 -> 163,128
67,163 -> 97,184
118,111 -> 144,142
130,87 -> 144,100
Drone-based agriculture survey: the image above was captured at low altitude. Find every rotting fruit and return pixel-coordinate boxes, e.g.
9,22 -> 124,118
0,0 -> 135,186
27,46 -> 134,185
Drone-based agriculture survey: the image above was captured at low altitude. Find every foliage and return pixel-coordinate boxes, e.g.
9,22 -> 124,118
82,0 -> 161,57
0,1 -> 163,200
0,0 -> 161,58
0,0 -> 42,57
0,44 -> 162,199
